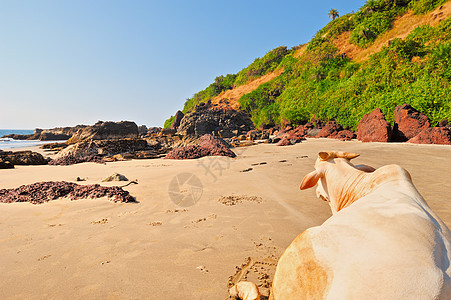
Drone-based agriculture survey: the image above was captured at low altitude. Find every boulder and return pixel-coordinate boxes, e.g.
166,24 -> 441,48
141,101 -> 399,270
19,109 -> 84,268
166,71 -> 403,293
67,121 -> 138,143
393,103 -> 430,141
176,105 -> 254,138
170,110 -> 185,130
0,158 -> 14,169
316,121 -> 343,138
334,130 -> 356,141
165,134 -> 235,159
407,127 -> 451,145
0,151 -> 49,165
357,108 -> 392,142
276,137 -> 293,146
102,173 -> 129,182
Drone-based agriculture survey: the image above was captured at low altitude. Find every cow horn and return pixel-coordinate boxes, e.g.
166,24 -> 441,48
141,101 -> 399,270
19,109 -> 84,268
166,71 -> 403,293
318,151 -> 359,161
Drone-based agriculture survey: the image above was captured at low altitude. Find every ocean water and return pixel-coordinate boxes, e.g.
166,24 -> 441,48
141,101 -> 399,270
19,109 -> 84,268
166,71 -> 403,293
0,129 -> 51,150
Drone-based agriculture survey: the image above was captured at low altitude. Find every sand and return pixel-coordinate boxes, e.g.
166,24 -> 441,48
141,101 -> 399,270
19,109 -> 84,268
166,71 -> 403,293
0,139 -> 450,299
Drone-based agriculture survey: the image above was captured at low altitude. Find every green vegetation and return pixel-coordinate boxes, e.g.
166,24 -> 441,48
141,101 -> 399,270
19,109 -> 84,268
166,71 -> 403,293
164,115 -> 175,129
166,0 -> 450,130
329,8 -> 340,20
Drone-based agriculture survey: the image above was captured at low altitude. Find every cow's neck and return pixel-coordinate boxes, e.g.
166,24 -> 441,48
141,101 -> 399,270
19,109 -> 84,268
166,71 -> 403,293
326,164 -> 371,213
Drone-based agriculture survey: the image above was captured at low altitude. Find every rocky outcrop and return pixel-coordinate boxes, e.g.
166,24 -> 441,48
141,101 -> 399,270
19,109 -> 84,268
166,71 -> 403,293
0,181 -> 134,204
316,121 -> 343,138
0,158 -> 14,169
407,127 -> 451,145
357,108 -> 392,142
67,121 -> 138,143
393,103 -> 430,141
165,134 -> 235,159
50,139 -> 159,165
177,103 -> 254,137
0,151 -> 49,165
171,110 -> 185,130
2,126 -> 88,141
334,130 -> 356,141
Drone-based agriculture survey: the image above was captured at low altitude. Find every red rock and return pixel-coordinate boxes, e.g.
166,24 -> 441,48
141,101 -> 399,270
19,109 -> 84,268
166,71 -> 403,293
334,130 -> 356,141
407,127 -> 451,145
276,137 -> 292,146
170,110 -> 185,130
393,103 -> 430,141
317,121 -> 343,138
357,108 -> 392,142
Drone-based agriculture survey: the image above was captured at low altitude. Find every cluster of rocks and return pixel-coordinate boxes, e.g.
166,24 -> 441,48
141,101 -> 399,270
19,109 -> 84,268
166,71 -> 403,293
0,181 -> 134,204
175,101 -> 254,138
0,150 -> 49,168
358,104 -> 450,144
50,138 -> 165,166
67,121 -> 139,143
165,134 -> 236,159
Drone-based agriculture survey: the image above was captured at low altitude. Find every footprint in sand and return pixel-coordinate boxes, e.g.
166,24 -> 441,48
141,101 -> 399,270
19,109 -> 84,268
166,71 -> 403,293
184,214 -> 217,228
91,218 -> 108,224
148,221 -> 163,226
218,195 -> 263,206
228,236 -> 280,297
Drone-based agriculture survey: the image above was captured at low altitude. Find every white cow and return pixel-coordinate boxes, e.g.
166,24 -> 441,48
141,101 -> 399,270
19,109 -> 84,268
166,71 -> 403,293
270,151 -> 451,299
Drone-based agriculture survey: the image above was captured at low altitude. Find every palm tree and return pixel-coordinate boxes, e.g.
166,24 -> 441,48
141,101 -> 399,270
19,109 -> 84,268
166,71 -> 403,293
328,8 -> 339,20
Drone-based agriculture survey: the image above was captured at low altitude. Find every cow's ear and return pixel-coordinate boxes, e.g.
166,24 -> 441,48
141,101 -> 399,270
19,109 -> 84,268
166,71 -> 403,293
300,170 -> 322,190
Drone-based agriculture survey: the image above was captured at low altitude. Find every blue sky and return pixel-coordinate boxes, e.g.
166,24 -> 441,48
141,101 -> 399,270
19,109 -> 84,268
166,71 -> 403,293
0,0 -> 366,129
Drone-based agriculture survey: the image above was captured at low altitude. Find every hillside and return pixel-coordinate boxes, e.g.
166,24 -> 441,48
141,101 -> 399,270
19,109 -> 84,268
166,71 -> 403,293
165,0 -> 451,130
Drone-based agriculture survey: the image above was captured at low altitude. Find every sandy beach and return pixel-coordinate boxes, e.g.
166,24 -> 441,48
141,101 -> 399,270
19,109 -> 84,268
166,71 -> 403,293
1,139 -> 450,299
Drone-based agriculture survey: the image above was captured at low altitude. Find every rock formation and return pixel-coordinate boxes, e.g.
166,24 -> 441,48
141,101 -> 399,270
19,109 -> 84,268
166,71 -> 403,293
316,121 -> 343,138
0,151 -> 49,165
393,103 -> 430,141
0,181 -> 134,204
177,102 -> 254,137
408,127 -> 451,145
165,134 -> 236,159
170,110 -> 185,130
67,121 -> 138,143
357,108 -> 392,142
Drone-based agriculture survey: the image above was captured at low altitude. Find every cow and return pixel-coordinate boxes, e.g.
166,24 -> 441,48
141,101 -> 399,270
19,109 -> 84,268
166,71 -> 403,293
269,151 -> 451,299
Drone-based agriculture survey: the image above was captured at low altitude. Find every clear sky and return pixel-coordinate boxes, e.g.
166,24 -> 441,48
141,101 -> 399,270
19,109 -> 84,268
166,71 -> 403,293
0,0 -> 366,129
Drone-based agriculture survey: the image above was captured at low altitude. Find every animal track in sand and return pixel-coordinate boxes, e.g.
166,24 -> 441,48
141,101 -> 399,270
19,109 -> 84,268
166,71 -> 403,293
184,214 -> 217,228
91,218 -> 108,224
218,195 -> 263,206
38,255 -> 52,261
240,168 -> 253,172
166,209 -> 188,213
148,221 -> 163,226
251,162 -> 267,166
227,236 -> 280,297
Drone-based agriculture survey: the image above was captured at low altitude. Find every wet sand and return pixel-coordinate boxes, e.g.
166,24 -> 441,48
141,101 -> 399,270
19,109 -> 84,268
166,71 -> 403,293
0,139 -> 450,299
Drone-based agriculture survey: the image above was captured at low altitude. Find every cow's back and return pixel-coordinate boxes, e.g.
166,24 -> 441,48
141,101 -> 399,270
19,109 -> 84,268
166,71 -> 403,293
309,187 -> 451,299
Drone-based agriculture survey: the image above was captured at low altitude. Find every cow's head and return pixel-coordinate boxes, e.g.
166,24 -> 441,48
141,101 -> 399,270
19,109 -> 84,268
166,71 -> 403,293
300,151 -> 375,213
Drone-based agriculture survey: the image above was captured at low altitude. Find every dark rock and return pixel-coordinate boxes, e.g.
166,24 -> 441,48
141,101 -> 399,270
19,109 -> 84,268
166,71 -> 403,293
39,132 -> 71,141
165,134 -> 235,159
49,155 -> 104,166
68,121 -> 138,143
1,134 -> 34,140
0,181 -> 135,204
138,125 -> 148,134
0,158 -> 14,169
439,119 -> 449,127
177,108 -> 254,138
334,130 -> 356,141
171,110 -> 185,130
0,151 -> 49,165
306,128 -> 321,137
357,108 -> 392,142
316,121 -> 343,138
393,103 -> 430,141
407,127 -> 451,145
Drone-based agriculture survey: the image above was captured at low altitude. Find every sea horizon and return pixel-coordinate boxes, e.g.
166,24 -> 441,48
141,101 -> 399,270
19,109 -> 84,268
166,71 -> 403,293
0,129 -> 50,150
